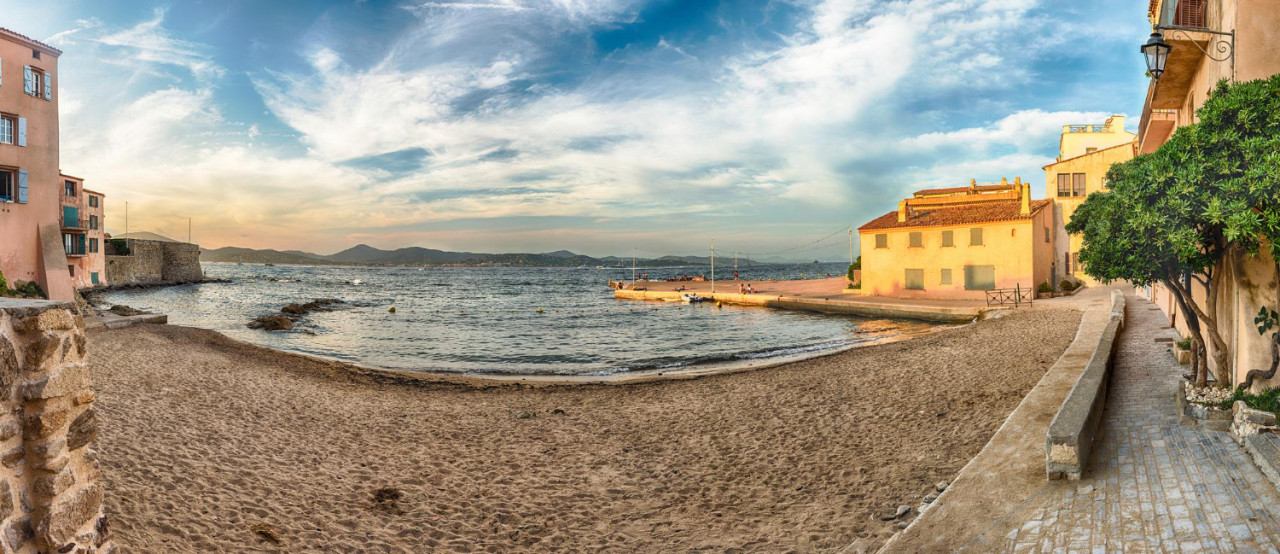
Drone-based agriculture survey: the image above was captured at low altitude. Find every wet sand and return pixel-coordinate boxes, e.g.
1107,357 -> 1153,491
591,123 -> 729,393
91,307 -> 1080,552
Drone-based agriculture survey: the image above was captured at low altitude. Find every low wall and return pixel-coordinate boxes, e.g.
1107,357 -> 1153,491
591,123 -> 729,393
105,240 -> 202,286
614,290 -> 981,323
0,298 -> 115,553
1045,290 -> 1126,480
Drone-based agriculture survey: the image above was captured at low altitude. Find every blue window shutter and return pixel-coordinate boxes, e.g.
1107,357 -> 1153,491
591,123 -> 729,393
17,118 -> 25,147
43,73 -> 51,100
23,66 -> 33,96
17,170 -> 28,203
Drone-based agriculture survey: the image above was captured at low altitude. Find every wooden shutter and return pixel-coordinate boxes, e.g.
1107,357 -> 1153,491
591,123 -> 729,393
17,118 -> 25,147
964,265 -> 996,290
17,170 -> 28,203
43,72 -> 52,100
23,66 -> 33,96
905,269 -> 924,290
970,228 -> 983,245
909,232 -> 922,247
942,230 -> 954,247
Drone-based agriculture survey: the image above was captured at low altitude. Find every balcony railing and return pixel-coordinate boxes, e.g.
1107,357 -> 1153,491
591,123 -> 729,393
1064,124 -> 1109,133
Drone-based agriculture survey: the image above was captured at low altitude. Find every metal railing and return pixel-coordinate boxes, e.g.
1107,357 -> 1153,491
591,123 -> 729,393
60,214 -> 88,230
1065,124 -> 1108,133
985,284 -> 1035,308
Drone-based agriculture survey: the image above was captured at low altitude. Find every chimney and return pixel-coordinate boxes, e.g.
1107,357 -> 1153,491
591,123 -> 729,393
969,178 -> 977,193
1000,177 -> 1009,188
898,200 -> 909,223
1020,180 -> 1031,215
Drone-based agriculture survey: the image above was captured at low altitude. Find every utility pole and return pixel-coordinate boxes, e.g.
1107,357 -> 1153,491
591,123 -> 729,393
125,202 -> 129,254
188,217 -> 192,244
734,249 -> 738,279
849,226 -> 854,269
711,239 -> 715,293
632,247 -> 636,283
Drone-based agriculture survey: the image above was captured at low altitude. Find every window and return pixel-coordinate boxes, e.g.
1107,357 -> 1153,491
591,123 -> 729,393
1085,147 -> 1097,154
91,272 -> 99,286
1056,173 -> 1072,197
0,170 -> 11,201
32,50 -> 40,60
89,195 -> 99,208
89,238 -> 99,253
905,269 -> 924,290
875,234 -> 888,249
1071,253 -> 1080,275
1065,252 -> 1072,275
0,115 -> 13,145
970,228 -> 983,246
940,268 -> 952,285
941,230 -> 954,247
63,233 -> 85,256
964,265 -> 996,290
90,215 -> 98,230
64,180 -> 76,197
1073,173 -> 1086,196
24,66 -> 51,101
1044,227 -> 1051,243
909,232 -> 923,248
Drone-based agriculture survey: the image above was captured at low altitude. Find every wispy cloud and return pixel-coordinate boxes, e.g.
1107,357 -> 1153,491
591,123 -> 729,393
93,8 -> 224,82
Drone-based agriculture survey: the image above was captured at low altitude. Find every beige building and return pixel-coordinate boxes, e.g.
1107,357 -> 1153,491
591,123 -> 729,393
1139,0 -> 1280,388
857,178 -> 1055,300
1043,115 -> 1137,286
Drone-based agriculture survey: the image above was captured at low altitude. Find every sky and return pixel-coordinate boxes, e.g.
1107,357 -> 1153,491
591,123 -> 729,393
4,0 -> 1152,258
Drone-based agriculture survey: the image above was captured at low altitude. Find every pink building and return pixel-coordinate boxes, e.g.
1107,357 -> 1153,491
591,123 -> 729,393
58,175 -> 106,288
0,27 -> 74,300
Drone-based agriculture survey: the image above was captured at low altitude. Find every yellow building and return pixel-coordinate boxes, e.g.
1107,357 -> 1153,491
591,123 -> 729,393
1042,115 -> 1136,286
857,178 -> 1055,300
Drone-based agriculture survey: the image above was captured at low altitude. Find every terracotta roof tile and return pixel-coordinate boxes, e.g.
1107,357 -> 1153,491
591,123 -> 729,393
858,199 -> 1052,231
0,28 -> 62,56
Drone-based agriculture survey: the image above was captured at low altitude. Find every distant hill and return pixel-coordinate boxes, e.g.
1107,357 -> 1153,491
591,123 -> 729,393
200,244 -> 724,268
115,231 -> 184,243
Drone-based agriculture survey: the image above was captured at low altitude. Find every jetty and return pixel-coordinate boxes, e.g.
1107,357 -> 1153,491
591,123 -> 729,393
614,277 -> 988,323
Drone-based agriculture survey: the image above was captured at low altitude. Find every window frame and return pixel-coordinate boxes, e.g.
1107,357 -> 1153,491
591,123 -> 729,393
64,180 -> 77,197
1057,173 -> 1072,197
0,114 -> 14,145
29,67 -> 47,98
970,227 -> 984,246
940,268 -> 952,285
874,233 -> 888,249
0,168 -> 14,202
1072,173 -> 1086,197
908,232 -> 923,248
941,230 -> 954,247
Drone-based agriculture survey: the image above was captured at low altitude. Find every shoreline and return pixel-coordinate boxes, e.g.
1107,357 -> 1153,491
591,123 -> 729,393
113,318 -> 956,387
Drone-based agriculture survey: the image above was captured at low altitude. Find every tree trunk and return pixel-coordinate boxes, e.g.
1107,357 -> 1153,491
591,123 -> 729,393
1192,336 -> 1206,388
1165,275 -> 1230,386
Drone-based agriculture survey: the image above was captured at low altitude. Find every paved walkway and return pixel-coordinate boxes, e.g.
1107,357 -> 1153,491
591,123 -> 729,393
1001,293 -> 1280,552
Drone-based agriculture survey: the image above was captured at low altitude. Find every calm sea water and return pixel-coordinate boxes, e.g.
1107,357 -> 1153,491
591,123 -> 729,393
96,262 -> 937,376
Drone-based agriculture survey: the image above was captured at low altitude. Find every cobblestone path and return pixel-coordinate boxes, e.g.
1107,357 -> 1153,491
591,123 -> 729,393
1003,293 -> 1280,553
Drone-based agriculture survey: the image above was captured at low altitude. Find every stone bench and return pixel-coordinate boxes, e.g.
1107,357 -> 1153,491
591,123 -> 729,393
1045,290 -> 1126,480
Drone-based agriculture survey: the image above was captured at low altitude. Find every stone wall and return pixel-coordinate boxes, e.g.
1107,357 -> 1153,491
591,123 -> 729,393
105,239 -> 202,286
0,298 -> 114,553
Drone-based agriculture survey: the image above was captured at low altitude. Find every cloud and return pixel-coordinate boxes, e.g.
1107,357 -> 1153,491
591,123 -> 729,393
93,8 -> 224,82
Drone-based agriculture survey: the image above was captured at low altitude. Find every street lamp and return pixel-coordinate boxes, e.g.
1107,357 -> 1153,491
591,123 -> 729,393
1141,31 -> 1171,80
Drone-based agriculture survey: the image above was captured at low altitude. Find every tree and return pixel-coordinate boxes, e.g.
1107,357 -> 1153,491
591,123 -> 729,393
1071,74 -> 1280,389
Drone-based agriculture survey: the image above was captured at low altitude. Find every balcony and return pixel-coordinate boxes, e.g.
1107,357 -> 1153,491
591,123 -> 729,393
60,214 -> 88,231
1139,109 -> 1179,153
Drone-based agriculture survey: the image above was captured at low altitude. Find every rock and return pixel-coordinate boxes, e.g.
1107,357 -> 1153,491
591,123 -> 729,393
280,304 -> 306,315
551,408 -> 566,415
935,481 -> 949,492
106,305 -> 144,317
36,483 -> 103,550
67,410 -> 97,451
924,493 -> 937,503
515,411 -> 534,420
881,505 -> 910,521
372,487 -> 404,514
248,315 -> 293,331
249,522 -> 282,545
1231,400 -> 1278,444
896,521 -> 909,529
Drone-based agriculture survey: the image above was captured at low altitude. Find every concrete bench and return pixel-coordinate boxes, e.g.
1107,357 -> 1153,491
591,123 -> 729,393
1045,290 -> 1126,480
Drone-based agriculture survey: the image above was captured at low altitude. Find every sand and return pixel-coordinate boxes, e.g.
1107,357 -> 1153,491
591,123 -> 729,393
90,307 -> 1080,553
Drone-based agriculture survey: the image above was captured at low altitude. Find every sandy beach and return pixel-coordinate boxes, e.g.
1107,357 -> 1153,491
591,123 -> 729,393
91,307 -> 1080,553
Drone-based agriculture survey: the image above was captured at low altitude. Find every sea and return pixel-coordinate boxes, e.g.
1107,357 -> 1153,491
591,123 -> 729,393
95,262 -> 940,376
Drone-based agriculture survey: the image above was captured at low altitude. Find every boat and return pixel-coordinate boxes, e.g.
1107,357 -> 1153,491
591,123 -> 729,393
350,279 -> 364,285
681,294 -> 709,304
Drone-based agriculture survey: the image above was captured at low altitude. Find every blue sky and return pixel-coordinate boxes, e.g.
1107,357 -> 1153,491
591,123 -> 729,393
7,0 -> 1151,257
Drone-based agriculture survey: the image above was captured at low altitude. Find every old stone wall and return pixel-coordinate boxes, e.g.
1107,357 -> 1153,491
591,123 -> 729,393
105,239 -> 202,286
0,298 -> 114,553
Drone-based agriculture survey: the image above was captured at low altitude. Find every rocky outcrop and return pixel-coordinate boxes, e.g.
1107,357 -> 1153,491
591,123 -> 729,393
248,299 -> 343,332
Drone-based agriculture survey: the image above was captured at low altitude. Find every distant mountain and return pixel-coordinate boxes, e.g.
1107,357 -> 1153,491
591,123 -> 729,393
200,244 -> 718,268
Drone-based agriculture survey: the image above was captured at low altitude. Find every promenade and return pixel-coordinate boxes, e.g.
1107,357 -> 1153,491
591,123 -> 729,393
883,290 -> 1280,552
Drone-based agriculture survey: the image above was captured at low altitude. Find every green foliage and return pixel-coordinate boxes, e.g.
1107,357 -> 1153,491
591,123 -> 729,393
1217,387 -> 1280,415
110,238 -> 130,255
1256,307 -> 1280,336
15,281 -> 44,299
1059,280 -> 1077,292
1176,336 -> 1193,350
1037,282 -> 1052,294
0,270 -> 6,294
